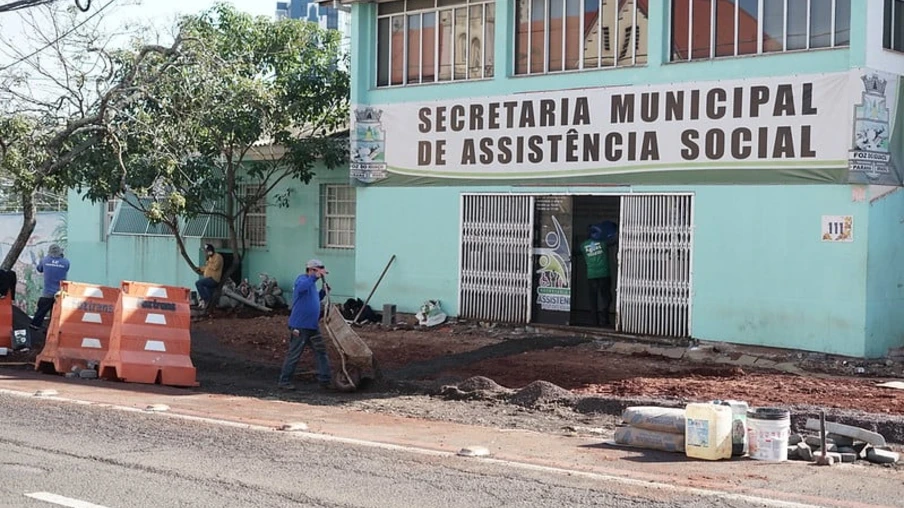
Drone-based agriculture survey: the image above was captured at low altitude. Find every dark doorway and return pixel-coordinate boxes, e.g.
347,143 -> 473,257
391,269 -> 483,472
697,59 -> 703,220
570,195 -> 620,328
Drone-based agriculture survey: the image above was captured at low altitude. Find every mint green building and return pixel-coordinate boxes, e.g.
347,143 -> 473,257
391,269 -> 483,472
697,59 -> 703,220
66,160 -> 358,305
67,0 -> 904,358
343,0 -> 904,358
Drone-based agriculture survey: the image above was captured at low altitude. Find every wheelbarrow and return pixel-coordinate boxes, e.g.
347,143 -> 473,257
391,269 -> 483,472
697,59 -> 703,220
321,287 -> 380,392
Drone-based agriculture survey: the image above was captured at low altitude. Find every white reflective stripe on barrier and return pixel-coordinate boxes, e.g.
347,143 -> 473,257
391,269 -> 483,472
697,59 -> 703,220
83,287 -> 104,299
81,313 -> 102,324
144,340 -> 166,352
146,287 -> 168,299
145,314 -> 167,325
80,338 -> 102,349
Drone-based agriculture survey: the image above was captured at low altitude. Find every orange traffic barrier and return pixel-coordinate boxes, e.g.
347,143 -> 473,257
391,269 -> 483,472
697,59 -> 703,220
0,295 -> 11,349
99,281 -> 198,387
35,282 -> 119,374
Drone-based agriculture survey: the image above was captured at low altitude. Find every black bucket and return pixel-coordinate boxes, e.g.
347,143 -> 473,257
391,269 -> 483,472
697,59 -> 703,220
746,407 -> 790,421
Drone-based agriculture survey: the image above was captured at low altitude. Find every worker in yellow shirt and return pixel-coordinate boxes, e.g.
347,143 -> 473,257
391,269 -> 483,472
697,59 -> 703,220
195,243 -> 223,309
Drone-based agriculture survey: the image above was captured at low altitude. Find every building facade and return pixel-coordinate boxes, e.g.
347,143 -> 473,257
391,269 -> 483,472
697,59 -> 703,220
66,163 -> 358,304
347,0 -> 904,358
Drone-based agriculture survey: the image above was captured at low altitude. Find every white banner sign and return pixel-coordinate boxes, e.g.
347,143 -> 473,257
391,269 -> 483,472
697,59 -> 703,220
351,72 -> 853,182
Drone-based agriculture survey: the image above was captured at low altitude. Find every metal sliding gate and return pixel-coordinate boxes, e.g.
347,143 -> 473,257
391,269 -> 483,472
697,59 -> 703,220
617,194 -> 694,337
459,194 -> 534,323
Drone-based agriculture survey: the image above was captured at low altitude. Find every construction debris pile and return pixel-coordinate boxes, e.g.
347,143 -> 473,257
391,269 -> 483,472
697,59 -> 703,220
786,419 -> 900,465
611,403 -> 900,466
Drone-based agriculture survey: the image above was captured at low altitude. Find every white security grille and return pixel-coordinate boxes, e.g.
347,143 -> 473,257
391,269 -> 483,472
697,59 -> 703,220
617,194 -> 694,337
459,194 -> 533,323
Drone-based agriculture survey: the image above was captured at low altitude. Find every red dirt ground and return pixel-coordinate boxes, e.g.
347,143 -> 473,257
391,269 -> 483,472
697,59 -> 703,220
192,312 -> 904,415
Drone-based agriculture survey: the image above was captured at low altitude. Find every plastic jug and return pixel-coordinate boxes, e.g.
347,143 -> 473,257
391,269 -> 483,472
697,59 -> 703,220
685,402 -> 733,460
713,399 -> 749,456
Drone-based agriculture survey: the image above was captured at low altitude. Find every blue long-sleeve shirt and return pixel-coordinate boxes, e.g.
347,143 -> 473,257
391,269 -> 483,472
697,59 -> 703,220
37,255 -> 70,297
288,273 -> 326,330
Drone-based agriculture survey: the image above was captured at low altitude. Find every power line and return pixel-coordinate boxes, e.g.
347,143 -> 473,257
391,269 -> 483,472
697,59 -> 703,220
0,0 -> 114,72
0,0 -> 57,13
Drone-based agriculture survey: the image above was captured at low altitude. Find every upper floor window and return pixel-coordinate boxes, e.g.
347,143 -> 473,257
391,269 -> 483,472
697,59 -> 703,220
377,0 -> 496,87
886,0 -> 904,52
515,0 -> 648,75
671,0 -> 850,61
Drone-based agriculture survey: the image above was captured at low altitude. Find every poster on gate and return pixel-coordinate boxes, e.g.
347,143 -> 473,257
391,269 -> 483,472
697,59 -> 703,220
532,196 -> 572,324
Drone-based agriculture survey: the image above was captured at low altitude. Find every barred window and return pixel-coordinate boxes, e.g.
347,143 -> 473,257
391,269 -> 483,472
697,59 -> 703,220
377,0 -> 495,87
671,0 -> 851,61
240,184 -> 267,248
321,185 -> 356,249
886,0 -> 904,52
515,0 -> 647,75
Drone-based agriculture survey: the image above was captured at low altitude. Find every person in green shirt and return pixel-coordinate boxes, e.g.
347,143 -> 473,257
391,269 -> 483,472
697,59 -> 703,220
579,225 -> 611,327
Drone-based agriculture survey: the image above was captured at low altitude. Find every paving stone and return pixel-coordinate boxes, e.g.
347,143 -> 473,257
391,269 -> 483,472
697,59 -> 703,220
826,433 -> 855,447
772,362 -> 804,375
866,448 -> 899,464
805,419 -> 887,447
840,453 -> 857,463
805,436 -> 835,448
788,434 -> 803,446
797,443 -> 813,462
648,347 -> 685,360
79,369 -> 98,379
753,358 -> 777,368
684,348 -> 717,362
787,446 -> 800,460
610,343 -> 648,355
734,355 -> 759,367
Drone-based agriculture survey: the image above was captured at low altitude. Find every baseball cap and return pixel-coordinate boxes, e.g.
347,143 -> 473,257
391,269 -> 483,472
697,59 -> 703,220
306,259 -> 328,273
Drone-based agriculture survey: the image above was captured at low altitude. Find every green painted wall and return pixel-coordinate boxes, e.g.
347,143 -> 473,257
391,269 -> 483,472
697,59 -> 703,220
865,188 -> 904,357
67,166 -> 355,301
690,185 -> 869,357
356,184 -> 873,356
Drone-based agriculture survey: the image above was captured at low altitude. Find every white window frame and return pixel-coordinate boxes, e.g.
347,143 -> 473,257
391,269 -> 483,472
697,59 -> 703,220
320,184 -> 356,249
103,197 -> 120,240
239,183 -> 267,248
671,0 -> 851,62
886,0 -> 904,52
515,0 -> 644,76
376,0 -> 495,87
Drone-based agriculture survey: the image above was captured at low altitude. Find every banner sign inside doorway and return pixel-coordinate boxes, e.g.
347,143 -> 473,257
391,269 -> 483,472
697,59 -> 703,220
533,196 -> 572,317
351,69 -> 903,186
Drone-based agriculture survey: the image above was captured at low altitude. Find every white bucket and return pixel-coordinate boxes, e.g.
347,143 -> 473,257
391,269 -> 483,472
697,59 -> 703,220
746,408 -> 791,461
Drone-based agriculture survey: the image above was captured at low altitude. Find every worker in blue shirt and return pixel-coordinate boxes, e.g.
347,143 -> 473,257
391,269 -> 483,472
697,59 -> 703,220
30,244 -> 70,330
278,259 -> 333,390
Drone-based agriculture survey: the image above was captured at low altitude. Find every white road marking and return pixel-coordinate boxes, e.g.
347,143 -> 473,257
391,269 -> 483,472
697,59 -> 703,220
0,388 -> 847,508
24,492 -> 110,508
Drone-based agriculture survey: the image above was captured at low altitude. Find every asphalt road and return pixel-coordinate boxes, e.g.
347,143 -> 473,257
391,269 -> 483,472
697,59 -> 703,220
0,393 -> 875,508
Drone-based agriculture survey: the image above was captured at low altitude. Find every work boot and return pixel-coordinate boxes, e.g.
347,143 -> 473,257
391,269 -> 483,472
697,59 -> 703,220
319,381 -> 335,392
277,383 -> 296,391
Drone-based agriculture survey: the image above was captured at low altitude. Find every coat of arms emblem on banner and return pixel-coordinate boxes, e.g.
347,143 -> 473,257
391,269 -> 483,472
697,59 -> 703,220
849,73 -> 892,180
350,107 -> 388,184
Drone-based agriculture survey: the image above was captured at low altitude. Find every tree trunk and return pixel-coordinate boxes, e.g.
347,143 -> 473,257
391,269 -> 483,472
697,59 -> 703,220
165,219 -> 201,273
1,190 -> 37,271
